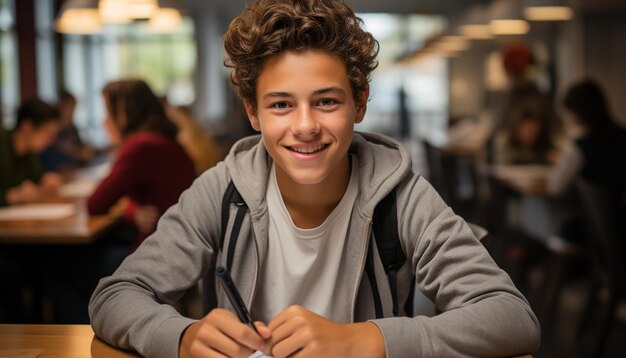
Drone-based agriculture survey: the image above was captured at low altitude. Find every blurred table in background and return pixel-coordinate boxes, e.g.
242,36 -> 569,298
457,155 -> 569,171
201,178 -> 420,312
0,324 -> 138,357
0,199 -> 121,245
0,160 -> 120,245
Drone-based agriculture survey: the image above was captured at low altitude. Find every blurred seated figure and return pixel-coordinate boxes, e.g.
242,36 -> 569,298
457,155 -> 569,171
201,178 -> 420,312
493,110 -> 558,165
488,42 -> 558,164
0,98 -> 61,323
88,79 -> 196,250
0,98 -> 63,206
165,104 -> 221,175
547,79 -> 626,246
46,79 -> 196,323
40,90 -> 94,173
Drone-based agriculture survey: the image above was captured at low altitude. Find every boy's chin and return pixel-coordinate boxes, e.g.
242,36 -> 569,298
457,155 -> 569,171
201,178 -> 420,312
282,169 -> 330,186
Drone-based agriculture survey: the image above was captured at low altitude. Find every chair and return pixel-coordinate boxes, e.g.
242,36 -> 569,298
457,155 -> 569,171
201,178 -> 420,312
575,179 -> 626,357
422,140 -> 480,219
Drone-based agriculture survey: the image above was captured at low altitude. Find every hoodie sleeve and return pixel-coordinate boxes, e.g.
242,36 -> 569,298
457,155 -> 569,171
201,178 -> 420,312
372,175 -> 540,358
88,163 -> 229,358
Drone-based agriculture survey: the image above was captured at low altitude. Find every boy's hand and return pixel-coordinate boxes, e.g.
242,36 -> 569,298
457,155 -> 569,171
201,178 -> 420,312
179,308 -> 270,358
265,305 -> 385,358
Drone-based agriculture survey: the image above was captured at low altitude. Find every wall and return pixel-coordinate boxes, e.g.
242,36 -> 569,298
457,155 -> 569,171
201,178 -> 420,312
448,42 -> 493,119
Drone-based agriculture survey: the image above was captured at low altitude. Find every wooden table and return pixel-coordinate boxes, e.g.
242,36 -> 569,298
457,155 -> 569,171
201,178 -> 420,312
0,201 -> 121,245
0,324 -> 138,357
0,324 -> 533,358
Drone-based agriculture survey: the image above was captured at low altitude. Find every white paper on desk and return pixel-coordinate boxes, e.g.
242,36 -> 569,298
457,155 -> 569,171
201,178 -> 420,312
249,351 -> 272,358
0,204 -> 75,221
59,178 -> 98,198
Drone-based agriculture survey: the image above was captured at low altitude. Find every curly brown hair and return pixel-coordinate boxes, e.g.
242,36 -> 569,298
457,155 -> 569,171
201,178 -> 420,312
223,0 -> 379,108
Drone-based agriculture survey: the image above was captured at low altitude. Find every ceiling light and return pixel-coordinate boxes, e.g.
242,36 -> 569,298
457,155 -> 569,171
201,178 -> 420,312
524,6 -> 573,21
129,0 -> 158,20
435,36 -> 470,52
489,19 -> 530,35
149,8 -> 182,32
56,0 -> 102,34
459,24 -> 494,40
99,0 -> 157,22
99,0 -> 132,24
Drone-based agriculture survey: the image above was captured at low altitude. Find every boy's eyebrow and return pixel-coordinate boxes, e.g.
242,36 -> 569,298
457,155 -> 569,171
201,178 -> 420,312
262,92 -> 291,100
312,86 -> 347,96
261,87 -> 347,100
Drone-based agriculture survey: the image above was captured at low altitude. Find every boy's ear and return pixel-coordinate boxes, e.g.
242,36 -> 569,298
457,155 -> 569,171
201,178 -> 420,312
354,86 -> 370,124
244,100 -> 261,132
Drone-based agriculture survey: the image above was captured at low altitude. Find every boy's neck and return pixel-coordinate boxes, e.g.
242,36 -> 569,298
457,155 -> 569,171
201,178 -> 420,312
276,155 -> 351,229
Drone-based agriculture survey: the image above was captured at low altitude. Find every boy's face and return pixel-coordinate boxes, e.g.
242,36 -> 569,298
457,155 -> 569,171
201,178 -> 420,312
245,49 -> 368,187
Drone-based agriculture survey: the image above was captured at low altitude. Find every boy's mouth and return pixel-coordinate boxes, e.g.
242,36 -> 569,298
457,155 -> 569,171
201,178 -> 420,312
288,144 -> 328,154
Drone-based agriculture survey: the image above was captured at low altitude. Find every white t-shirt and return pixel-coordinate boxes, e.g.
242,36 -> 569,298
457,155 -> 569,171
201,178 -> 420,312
252,156 -> 359,323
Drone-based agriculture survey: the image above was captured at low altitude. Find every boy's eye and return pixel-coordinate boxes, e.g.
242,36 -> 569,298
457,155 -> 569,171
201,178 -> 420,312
317,98 -> 337,107
270,102 -> 290,109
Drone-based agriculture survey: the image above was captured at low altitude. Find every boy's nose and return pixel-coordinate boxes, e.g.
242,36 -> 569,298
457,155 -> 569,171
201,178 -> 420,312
291,107 -> 320,136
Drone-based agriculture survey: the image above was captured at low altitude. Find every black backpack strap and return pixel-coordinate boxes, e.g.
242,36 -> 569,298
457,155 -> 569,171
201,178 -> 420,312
220,181 -> 248,272
369,188 -> 407,316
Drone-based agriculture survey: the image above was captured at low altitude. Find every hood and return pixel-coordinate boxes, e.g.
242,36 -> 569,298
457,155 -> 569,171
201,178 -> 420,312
224,131 -> 413,218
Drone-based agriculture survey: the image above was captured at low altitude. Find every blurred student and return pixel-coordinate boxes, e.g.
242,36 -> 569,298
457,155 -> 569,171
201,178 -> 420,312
488,42 -> 558,164
88,79 -> 196,252
548,79 -> 626,242
493,110 -> 557,165
46,80 -> 196,324
0,98 -> 63,206
0,98 -> 61,323
165,104 -> 221,175
40,90 -> 94,172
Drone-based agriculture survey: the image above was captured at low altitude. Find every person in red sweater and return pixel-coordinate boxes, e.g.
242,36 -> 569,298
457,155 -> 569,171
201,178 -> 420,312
88,79 -> 196,251
45,80 -> 195,324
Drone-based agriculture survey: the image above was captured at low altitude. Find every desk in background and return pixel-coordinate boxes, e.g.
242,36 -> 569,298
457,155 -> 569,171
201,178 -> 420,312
488,164 -> 581,243
0,166 -> 120,245
0,324 -> 138,357
0,200 -> 121,245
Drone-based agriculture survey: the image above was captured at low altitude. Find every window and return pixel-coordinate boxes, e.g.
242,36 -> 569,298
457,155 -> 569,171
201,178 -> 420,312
0,0 -> 18,129
357,14 -> 448,145
63,19 -> 197,147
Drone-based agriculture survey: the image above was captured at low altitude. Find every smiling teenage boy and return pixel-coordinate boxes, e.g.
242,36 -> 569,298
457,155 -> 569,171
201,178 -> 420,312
89,0 -> 540,357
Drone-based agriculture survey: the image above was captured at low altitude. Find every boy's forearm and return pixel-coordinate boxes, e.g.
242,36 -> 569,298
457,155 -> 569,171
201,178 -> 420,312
371,295 -> 540,358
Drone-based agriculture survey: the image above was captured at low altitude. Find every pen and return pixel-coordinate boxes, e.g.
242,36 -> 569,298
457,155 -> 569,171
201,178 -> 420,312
216,266 -> 260,334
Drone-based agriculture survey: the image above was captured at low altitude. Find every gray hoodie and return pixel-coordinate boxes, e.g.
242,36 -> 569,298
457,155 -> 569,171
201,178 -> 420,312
89,132 -> 540,358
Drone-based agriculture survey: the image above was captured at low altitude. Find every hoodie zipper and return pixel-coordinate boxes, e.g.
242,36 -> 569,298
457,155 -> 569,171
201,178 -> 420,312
350,218 -> 373,322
